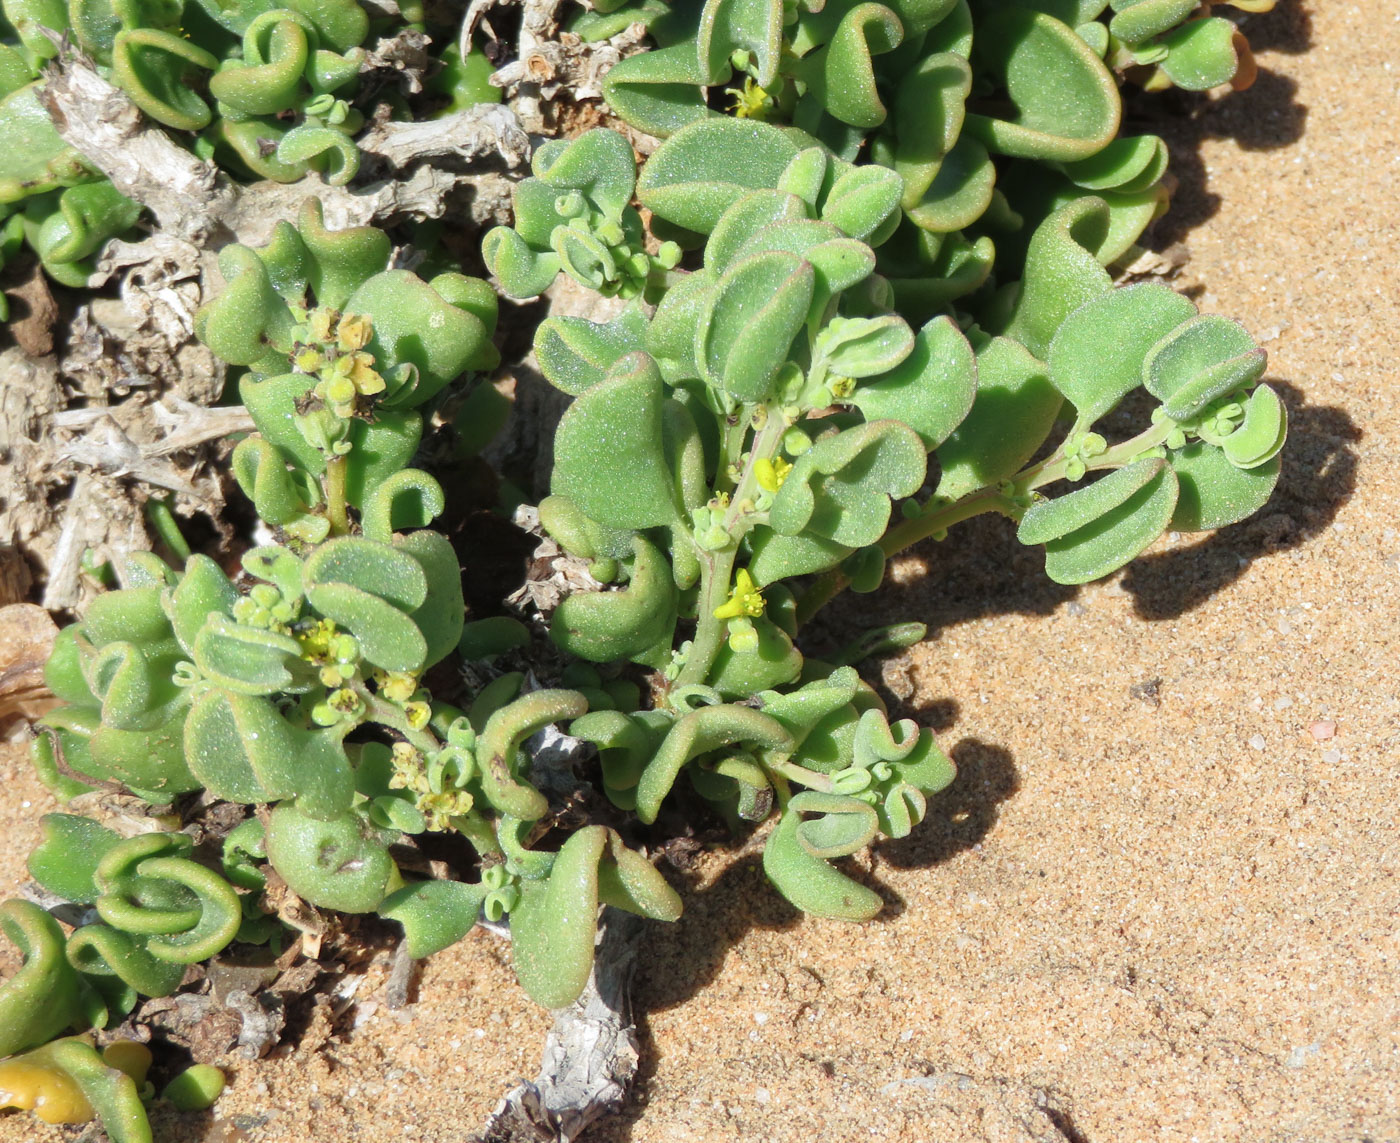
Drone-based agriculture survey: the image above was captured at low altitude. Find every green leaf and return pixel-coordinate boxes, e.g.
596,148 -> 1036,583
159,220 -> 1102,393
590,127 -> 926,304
1048,283 -> 1196,425
1159,16 -> 1246,91
638,118 -> 801,233
697,250 -> 815,403
265,803 -> 396,913
552,352 -> 681,529
852,315 -> 976,449
394,530 -> 465,669
551,536 -> 678,665
762,807 -> 882,920
1003,196 -> 1114,359
708,615 -> 804,698
110,28 -> 217,132
27,814 -> 120,904
66,924 -> 186,999
1144,314 -> 1266,420
48,1037 -> 152,1143
936,335 -> 1062,501
295,198 -> 391,310
379,880 -> 489,959
192,614 -> 305,696
534,304 -> 650,396
0,900 -> 92,1056
1222,383 -> 1287,469
817,315 -> 915,379
904,133 -> 995,233
1019,457 -> 1168,544
477,690 -> 588,821
1040,462 -> 1180,583
635,704 -> 793,824
771,420 -> 927,546
792,2 -> 903,129
789,790 -> 880,857
964,7 -> 1120,161
820,162 -> 904,243
1168,442 -> 1279,532
598,42 -> 710,138
184,688 -> 354,818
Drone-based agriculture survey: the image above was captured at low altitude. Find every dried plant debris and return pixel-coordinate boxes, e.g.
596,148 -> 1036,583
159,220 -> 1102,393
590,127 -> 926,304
480,910 -> 644,1143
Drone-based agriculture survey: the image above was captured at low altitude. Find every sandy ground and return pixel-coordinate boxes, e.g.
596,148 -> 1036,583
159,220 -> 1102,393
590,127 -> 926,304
2,2 -> 1396,1141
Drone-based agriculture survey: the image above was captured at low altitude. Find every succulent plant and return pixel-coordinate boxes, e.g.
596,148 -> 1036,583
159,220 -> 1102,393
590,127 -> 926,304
486,125 -> 1284,915
569,0 -> 1269,307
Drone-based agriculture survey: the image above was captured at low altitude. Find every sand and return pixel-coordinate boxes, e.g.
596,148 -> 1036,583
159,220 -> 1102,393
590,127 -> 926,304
2,2 -> 1396,1141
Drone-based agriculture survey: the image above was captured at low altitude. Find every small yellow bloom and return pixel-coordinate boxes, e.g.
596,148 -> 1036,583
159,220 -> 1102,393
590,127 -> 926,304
403,701 -> 432,731
337,313 -> 373,352
754,456 -> 793,493
713,568 -> 766,621
308,308 -> 336,343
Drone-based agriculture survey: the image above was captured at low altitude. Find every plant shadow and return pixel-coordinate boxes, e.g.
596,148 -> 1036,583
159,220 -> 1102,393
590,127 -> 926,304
1125,3 -> 1311,246
588,737 -> 1018,1142
815,383 -> 1355,647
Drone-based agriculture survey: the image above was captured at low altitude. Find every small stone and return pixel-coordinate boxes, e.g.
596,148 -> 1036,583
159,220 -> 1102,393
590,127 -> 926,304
1309,720 -> 1337,741
1248,734 -> 1267,751
1321,749 -> 1342,765
1273,696 -> 1294,710
754,1088 -> 771,1105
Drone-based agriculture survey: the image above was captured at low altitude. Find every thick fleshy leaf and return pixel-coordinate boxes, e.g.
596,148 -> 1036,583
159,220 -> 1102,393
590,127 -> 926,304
552,353 -> 681,529
708,616 -> 804,698
1041,463 -> 1179,583
508,827 -> 609,1008
1018,457 -> 1168,545
964,8 -> 1120,161
770,420 -> 927,546
393,531 -> 465,669
697,250 -> 814,403
820,163 -> 904,242
638,118 -> 801,233
1048,282 -> 1196,425
789,790 -> 880,858
265,803 -> 396,913
599,41 -> 710,138
1168,442 -> 1279,532
550,536 -> 678,665
380,880 -> 490,959
762,807 -> 882,920
27,814 -> 120,904
0,901 -> 92,1056
891,52 -> 972,208
534,304 -> 650,396
1003,196 -> 1114,359
852,315 -> 977,449
816,315 -> 915,379
904,133 -> 995,233
935,335 -> 1062,501
1221,383 -> 1287,469
1159,16 -> 1246,91
1144,314 -> 1266,420
635,704 -> 793,824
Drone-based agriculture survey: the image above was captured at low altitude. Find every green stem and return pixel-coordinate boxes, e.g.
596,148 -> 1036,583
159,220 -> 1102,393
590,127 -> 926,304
766,757 -> 833,793
795,486 -> 1017,626
145,496 -> 192,563
325,454 -> 351,536
363,692 -> 441,756
675,407 -> 788,690
794,419 -> 1178,626
1021,419 -> 1173,491
674,546 -> 737,690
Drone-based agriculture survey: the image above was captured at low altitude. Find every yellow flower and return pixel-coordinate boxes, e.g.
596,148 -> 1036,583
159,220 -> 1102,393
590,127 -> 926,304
337,313 -> 373,352
713,568 -> 765,620
754,456 -> 793,493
